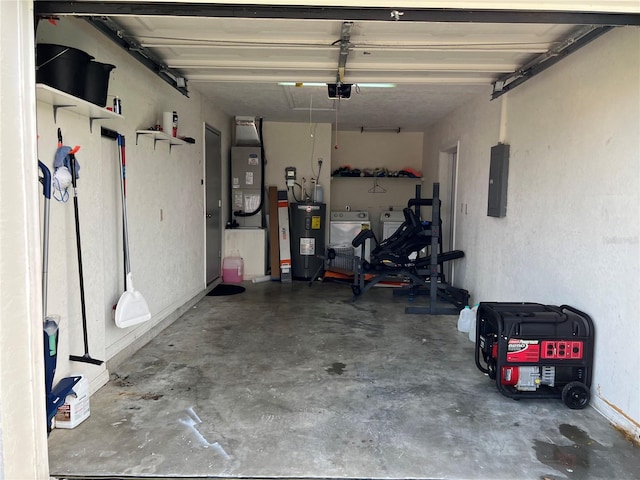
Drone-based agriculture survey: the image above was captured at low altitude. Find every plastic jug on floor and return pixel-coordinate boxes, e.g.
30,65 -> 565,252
457,306 -> 474,333
223,256 -> 244,283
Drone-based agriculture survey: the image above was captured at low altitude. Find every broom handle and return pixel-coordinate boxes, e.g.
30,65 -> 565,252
70,154 -> 90,354
38,161 -> 51,316
118,135 -> 131,277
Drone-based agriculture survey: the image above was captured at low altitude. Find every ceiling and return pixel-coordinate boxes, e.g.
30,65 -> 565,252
36,2 -> 640,131
115,16 -> 579,131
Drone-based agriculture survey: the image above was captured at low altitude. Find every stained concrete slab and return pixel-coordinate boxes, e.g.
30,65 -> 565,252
49,281 -> 640,479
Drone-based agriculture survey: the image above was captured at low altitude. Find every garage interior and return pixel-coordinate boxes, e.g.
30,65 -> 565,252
47,283 -> 640,479
1,1 -> 639,479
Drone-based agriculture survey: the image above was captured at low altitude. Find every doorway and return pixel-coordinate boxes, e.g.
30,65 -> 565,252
205,124 -> 223,285
438,143 -> 459,284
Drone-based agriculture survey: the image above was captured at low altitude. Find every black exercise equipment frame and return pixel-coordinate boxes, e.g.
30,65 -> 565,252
349,182 -> 468,315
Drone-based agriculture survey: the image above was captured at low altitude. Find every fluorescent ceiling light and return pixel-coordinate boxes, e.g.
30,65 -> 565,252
355,83 -> 396,88
278,82 -> 395,88
278,82 -> 325,87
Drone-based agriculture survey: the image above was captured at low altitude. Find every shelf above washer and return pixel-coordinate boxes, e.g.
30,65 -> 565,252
331,175 -> 422,180
36,83 -> 122,132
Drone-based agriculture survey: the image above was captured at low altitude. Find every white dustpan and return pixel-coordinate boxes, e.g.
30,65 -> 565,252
115,273 -> 151,328
115,134 -> 151,328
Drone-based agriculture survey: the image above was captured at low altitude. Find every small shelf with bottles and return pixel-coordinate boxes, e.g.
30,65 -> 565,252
135,130 -> 187,152
36,83 -> 123,132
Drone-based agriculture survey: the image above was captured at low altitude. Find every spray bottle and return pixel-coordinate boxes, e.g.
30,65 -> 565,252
172,111 -> 178,137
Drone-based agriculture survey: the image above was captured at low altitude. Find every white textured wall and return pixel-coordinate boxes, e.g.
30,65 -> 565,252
424,27 -> 640,438
35,17 -> 231,389
261,121 -> 332,230
263,121 -> 332,196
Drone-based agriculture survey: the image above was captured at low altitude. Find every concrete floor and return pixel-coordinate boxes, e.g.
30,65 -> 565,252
49,281 -> 640,479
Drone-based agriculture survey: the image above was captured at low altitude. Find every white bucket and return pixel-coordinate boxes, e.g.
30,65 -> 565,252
54,375 -> 90,429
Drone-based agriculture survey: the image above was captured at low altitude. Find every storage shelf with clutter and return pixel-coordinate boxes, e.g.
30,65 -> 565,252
331,166 -> 422,179
36,84 -> 123,133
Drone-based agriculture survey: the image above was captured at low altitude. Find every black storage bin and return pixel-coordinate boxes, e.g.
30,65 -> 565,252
36,44 -> 93,98
84,61 -> 116,107
474,302 -> 594,409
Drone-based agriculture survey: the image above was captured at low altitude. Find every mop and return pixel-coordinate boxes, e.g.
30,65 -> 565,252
38,160 -> 82,432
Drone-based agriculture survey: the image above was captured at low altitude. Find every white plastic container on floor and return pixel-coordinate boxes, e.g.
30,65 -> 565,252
54,374 -> 90,429
223,256 -> 244,283
457,306 -> 474,333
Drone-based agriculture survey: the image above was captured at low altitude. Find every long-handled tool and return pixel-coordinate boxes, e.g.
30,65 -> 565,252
115,134 -> 151,328
64,132 -> 103,365
39,161 -> 52,319
38,161 -> 59,399
39,159 -> 82,432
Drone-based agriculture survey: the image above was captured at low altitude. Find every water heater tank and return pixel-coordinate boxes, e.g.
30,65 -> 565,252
290,203 -> 326,280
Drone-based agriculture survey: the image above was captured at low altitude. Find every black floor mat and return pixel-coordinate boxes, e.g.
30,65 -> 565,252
207,284 -> 246,296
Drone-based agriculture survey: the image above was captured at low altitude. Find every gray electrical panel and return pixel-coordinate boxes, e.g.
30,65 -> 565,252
487,143 -> 510,218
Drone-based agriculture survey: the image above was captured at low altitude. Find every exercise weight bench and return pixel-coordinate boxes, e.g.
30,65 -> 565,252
350,183 -> 469,315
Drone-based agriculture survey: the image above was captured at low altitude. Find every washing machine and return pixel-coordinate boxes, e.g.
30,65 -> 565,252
330,211 -> 371,262
380,210 -> 406,241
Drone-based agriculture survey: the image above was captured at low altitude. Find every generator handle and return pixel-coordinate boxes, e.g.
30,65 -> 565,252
474,315 -> 490,374
475,344 -> 490,374
560,305 -> 594,336
511,311 -> 567,322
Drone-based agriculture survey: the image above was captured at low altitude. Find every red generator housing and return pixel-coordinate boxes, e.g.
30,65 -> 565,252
474,302 -> 595,409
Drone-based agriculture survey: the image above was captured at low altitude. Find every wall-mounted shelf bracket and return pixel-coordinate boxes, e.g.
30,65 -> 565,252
52,104 -> 74,123
135,130 -> 187,153
36,84 -> 122,133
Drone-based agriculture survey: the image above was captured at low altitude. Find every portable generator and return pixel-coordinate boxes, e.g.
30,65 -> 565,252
474,302 -> 594,409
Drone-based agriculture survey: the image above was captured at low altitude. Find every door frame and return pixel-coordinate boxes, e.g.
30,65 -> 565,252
438,141 -> 460,284
203,123 -> 223,286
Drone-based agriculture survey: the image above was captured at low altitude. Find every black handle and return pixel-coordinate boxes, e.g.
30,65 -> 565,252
69,154 -> 78,188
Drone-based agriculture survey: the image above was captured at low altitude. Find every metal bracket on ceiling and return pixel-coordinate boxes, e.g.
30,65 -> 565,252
335,22 -> 353,85
83,16 -> 189,97
491,25 -> 614,99
361,127 -> 401,133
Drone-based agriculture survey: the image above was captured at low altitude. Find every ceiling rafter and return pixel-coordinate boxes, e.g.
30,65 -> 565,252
168,62 -> 519,73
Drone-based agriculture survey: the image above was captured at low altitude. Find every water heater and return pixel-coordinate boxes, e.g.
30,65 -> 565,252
290,203 -> 326,280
